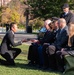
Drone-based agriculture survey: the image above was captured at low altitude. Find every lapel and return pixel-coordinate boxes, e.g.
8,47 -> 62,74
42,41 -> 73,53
56,28 -> 65,38
56,29 -> 61,38
60,26 -> 67,34
11,30 -> 14,38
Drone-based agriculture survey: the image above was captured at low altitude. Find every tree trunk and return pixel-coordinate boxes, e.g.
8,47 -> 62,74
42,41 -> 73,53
26,9 -> 29,33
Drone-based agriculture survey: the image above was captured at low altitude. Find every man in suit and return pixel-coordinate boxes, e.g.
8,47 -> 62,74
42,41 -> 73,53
56,23 -> 74,72
60,3 -> 74,26
0,22 -> 27,66
52,18 -> 69,50
45,18 -> 69,72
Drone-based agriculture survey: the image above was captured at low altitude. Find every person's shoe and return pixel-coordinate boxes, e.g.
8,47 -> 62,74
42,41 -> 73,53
41,66 -> 49,70
27,61 -> 35,66
57,67 -> 65,73
27,61 -> 32,65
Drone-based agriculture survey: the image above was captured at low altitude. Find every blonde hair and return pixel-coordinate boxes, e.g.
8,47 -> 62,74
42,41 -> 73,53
68,23 -> 74,46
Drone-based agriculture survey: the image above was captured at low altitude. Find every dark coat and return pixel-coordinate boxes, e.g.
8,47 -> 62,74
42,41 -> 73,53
40,30 -> 56,45
0,30 -> 22,54
54,26 -> 69,50
60,11 -> 74,25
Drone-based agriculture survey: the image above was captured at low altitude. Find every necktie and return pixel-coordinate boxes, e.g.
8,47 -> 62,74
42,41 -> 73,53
58,29 -> 61,34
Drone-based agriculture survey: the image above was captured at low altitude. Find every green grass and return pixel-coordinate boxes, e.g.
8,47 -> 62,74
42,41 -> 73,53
0,44 -> 61,75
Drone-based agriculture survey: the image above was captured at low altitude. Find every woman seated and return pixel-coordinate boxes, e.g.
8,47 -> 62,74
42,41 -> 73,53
56,23 -> 74,72
27,19 -> 55,66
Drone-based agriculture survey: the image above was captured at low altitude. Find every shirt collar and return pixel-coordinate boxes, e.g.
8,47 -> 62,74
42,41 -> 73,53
64,12 -> 68,15
11,30 -> 14,34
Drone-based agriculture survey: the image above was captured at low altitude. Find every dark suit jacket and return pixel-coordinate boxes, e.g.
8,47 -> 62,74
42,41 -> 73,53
60,11 -> 74,25
0,30 -> 22,54
40,30 -> 55,45
54,26 -> 69,50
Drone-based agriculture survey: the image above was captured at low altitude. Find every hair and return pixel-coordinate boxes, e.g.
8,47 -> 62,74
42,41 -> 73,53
68,23 -> 74,46
10,22 -> 17,30
49,21 -> 55,31
44,19 -> 52,26
58,18 -> 66,28
59,18 -> 66,24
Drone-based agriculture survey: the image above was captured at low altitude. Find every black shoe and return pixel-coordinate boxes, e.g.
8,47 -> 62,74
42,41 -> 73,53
0,59 -> 15,66
27,61 -> 35,66
42,66 -> 49,70
57,67 -> 65,73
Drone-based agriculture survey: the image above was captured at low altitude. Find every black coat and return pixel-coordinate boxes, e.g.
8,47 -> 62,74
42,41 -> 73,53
60,11 -> 74,25
40,30 -> 56,45
54,26 -> 69,50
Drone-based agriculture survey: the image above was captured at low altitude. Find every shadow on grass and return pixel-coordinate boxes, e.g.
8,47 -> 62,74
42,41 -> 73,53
0,57 -> 61,74
14,61 -> 61,75
16,63 -> 61,74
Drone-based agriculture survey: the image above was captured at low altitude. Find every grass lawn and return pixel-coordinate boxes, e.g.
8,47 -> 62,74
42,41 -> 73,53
0,44 -> 61,75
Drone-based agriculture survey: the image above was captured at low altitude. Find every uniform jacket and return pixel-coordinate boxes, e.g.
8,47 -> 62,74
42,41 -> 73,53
60,11 -> 74,25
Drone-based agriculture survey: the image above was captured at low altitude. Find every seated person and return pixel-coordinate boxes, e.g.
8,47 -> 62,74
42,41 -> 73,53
0,22 -> 28,66
45,18 -> 69,71
56,23 -> 74,72
38,19 -> 54,40
42,18 -> 59,69
27,19 -> 55,65
37,20 -> 57,67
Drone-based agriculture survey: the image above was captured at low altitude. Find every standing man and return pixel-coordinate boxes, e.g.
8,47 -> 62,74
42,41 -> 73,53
0,22 -> 27,66
60,3 -> 74,26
